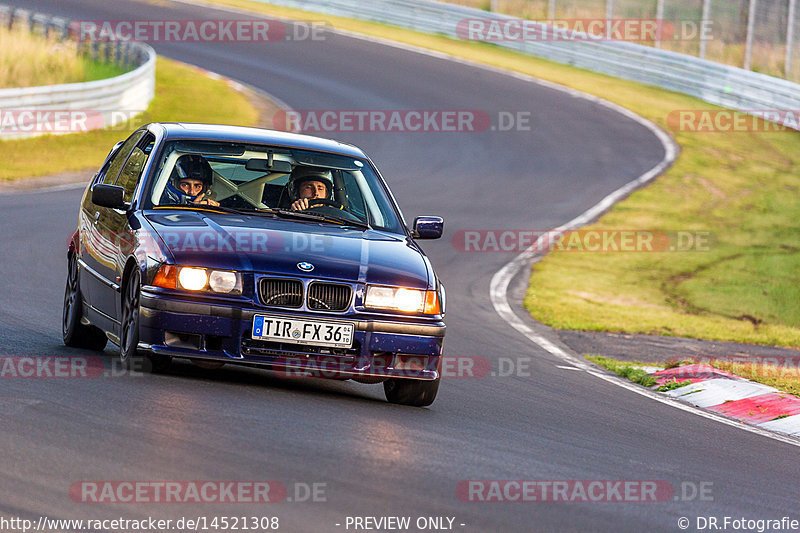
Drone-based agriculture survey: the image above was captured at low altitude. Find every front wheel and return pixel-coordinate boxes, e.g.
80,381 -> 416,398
62,254 -> 107,351
383,377 -> 440,407
120,269 -> 171,373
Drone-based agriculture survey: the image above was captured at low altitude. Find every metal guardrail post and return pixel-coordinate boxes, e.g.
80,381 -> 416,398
548,0 -> 556,21
655,0 -> 665,49
787,0 -> 797,76
605,0 -> 614,39
699,0 -> 712,58
745,0 -> 758,70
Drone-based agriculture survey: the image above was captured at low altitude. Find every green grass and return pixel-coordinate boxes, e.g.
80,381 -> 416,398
586,356 -> 658,387
524,118 -> 800,348
81,56 -> 130,82
655,379 -> 692,392
1,57 -> 258,180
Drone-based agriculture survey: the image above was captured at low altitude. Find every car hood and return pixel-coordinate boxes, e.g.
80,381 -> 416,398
144,210 -> 431,288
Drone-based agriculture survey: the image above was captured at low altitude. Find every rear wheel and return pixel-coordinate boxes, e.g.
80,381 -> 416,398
383,377 -> 440,407
120,269 -> 171,373
62,254 -> 107,351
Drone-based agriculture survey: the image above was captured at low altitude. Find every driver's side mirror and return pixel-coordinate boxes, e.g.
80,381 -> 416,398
92,184 -> 127,210
412,216 -> 444,239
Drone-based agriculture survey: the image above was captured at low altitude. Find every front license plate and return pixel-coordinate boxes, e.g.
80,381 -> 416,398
252,315 -> 355,348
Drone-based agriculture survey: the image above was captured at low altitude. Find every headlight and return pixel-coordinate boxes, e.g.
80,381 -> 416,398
365,285 -> 441,314
178,267 -> 208,291
208,270 -> 239,293
152,265 -> 242,295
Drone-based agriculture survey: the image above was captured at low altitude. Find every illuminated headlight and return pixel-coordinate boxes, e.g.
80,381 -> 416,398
153,265 -> 242,295
365,286 -> 441,314
178,267 -> 208,291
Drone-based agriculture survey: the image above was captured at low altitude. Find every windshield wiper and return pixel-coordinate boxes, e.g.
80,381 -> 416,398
273,208 -> 371,230
193,204 -> 278,218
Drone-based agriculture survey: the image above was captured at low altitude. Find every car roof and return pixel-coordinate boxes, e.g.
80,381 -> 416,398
148,123 -> 367,159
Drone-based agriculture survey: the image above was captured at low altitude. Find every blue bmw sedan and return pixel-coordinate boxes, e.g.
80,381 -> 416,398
63,123 -> 446,406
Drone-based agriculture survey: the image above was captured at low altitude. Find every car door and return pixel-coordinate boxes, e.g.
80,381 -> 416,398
81,130 -> 146,325
91,131 -> 154,324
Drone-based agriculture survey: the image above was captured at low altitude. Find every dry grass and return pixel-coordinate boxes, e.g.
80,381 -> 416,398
0,24 -> 87,88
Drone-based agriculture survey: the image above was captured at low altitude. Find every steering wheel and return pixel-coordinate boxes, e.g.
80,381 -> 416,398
307,198 -> 343,209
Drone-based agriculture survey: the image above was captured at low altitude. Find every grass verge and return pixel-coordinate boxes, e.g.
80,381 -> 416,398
1,57 -> 258,181
195,0 -> 800,348
585,355 -> 657,387
589,355 -> 800,397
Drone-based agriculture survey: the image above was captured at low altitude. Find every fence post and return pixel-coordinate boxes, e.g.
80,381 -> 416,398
699,0 -> 712,58
744,0 -> 758,69
606,0 -> 614,39
655,0 -> 665,48
787,0 -> 797,76
548,0 -> 556,20
489,0 -> 498,12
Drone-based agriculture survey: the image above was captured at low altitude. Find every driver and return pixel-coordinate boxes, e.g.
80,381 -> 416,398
165,154 -> 219,206
289,166 -> 335,211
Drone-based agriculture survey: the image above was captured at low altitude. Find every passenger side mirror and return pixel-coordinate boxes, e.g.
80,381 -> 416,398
412,216 -> 444,239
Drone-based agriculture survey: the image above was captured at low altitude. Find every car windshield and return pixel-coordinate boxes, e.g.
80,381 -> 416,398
143,140 -> 403,233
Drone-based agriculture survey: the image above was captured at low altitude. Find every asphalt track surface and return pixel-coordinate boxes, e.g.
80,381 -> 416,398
1,1 -> 798,532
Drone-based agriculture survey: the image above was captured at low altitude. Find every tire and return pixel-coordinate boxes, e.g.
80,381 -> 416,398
119,269 -> 171,373
383,377 -> 440,407
62,254 -> 108,351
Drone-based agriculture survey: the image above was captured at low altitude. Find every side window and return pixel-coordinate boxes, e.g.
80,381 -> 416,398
116,135 -> 154,202
116,148 -> 146,202
101,130 -> 146,185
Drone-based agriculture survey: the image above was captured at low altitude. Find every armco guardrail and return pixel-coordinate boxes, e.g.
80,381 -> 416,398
0,5 -> 155,140
261,0 -> 800,130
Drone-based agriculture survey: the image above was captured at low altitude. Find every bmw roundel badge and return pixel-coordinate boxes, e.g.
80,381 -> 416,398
297,262 -> 314,272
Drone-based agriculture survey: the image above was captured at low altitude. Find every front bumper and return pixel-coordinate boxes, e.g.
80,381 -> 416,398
138,291 -> 445,381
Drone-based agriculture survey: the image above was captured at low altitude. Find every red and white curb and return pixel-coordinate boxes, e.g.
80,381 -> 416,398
650,365 -> 800,437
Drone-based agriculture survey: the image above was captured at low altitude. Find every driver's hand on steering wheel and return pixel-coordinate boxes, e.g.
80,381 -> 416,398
192,193 -> 219,207
291,198 -> 317,211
